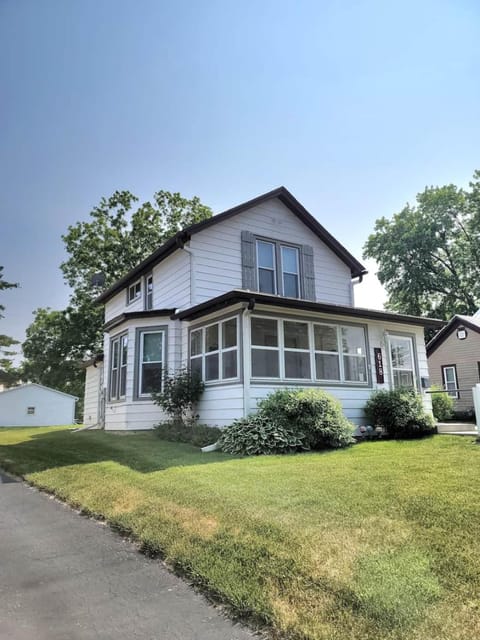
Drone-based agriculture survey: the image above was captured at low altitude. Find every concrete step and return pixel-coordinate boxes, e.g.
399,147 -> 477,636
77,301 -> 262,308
436,422 -> 477,435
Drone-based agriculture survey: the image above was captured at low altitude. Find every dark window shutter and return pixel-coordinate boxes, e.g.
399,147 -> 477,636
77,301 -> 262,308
301,244 -> 316,301
241,231 -> 256,290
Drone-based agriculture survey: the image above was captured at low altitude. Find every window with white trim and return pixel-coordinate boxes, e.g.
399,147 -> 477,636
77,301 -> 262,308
138,330 -> 164,396
110,333 -> 128,400
27,406 -> 35,415
127,280 -> 142,304
145,274 -> 153,310
255,239 -> 300,297
442,365 -> 458,398
190,317 -> 239,383
250,316 -> 368,383
388,335 -> 416,389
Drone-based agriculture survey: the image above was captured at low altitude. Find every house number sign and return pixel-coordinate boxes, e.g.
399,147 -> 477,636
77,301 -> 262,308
374,347 -> 384,384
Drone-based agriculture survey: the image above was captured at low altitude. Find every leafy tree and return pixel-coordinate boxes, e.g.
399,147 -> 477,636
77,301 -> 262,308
364,171 -> 480,320
0,266 -> 20,386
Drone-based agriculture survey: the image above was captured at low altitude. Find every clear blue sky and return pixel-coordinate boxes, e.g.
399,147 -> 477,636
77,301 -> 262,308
1,0 -> 479,355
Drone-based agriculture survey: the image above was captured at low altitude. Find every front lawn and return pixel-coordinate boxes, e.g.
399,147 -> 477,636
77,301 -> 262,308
0,427 -> 479,640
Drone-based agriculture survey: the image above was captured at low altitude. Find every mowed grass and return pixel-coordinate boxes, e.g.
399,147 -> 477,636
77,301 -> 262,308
0,427 -> 479,639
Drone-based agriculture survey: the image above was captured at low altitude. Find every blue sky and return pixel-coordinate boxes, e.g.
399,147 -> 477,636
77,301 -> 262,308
1,0 -> 479,355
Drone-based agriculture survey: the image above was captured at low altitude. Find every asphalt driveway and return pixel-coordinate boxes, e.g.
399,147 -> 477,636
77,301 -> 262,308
0,471 -> 256,640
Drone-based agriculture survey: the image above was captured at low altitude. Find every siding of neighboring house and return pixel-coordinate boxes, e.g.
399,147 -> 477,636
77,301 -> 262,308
83,362 -> 104,427
428,330 -> 480,412
190,198 -> 354,307
0,384 -> 76,427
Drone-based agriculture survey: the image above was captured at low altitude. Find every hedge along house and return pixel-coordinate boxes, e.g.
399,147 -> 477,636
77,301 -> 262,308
426,312 -> 480,415
93,187 -> 444,431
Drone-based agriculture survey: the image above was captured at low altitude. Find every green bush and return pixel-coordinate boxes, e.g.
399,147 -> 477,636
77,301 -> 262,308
430,385 -> 454,421
152,368 -> 204,425
154,421 -> 222,448
219,413 -> 306,455
258,388 -> 355,449
364,388 -> 435,439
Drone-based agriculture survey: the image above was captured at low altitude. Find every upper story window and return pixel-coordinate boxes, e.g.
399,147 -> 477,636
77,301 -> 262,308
255,239 -> 300,297
190,317 -> 239,383
127,280 -> 142,305
145,274 -> 153,310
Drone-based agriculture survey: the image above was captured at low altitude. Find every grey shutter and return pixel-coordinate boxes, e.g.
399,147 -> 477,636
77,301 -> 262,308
241,230 -> 256,290
301,244 -> 316,301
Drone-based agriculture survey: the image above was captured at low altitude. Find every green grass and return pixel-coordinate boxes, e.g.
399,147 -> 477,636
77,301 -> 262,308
0,427 -> 479,639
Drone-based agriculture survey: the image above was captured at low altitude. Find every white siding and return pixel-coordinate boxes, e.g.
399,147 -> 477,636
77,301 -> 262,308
195,384 -> 244,427
189,198 -> 353,306
83,362 -> 103,426
0,384 -> 76,427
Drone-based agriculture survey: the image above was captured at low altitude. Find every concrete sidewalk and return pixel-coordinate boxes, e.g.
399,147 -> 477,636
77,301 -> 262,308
0,471 -> 256,640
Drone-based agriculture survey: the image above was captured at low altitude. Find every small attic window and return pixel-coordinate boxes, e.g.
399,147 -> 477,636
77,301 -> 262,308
27,406 -> 35,415
127,280 -> 142,305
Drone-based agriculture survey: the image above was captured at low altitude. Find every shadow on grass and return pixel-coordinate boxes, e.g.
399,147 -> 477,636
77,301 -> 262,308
0,428 -> 236,477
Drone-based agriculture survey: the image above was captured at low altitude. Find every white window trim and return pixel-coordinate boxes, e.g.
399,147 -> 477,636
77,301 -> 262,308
138,329 -> 165,398
255,238 -> 302,298
145,273 -> 153,310
256,240 -> 277,295
442,365 -> 459,399
280,245 -> 300,298
190,316 -> 240,385
109,332 -> 128,401
387,334 -> 417,390
127,279 -> 142,305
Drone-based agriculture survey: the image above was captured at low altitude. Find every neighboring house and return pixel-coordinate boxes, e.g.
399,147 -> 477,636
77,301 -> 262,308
0,383 -> 77,427
426,313 -> 480,414
91,186 -> 444,431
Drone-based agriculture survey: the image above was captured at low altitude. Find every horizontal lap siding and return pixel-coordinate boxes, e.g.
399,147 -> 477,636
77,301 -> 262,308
196,385 -> 244,427
153,251 -> 190,309
190,198 -> 353,306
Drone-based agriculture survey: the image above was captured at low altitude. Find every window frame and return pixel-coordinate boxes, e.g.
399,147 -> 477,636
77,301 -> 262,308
127,279 -> 142,306
133,326 -> 168,401
387,333 -> 419,391
250,314 -> 369,385
254,237 -> 302,298
189,315 -> 241,386
144,273 -> 153,310
441,364 -> 459,399
109,331 -> 128,401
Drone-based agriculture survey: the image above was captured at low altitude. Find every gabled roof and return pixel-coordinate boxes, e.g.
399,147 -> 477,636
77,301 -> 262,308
173,289 -> 446,328
426,314 -> 480,356
96,187 -> 368,304
0,383 -> 78,400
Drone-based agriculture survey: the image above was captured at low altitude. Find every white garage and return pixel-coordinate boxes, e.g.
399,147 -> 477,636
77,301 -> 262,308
0,383 -> 77,427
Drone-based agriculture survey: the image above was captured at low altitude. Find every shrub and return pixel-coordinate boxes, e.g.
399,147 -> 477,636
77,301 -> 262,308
219,413 -> 306,455
364,388 -> 435,439
430,385 -> 454,421
258,388 -> 355,449
154,421 -> 222,448
152,368 -> 204,425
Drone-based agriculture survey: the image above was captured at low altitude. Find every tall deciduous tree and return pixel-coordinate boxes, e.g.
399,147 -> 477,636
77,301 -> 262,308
364,171 -> 480,320
0,266 -> 19,386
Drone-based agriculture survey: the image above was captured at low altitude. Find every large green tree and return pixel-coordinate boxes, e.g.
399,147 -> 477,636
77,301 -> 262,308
0,266 -> 20,386
364,171 -> 480,320
22,190 -> 212,399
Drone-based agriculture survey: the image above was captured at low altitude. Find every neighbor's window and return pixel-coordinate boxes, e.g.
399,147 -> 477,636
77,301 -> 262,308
138,330 -> 164,396
27,406 -> 35,415
251,316 -> 368,384
442,365 -> 458,398
145,274 -> 153,310
255,239 -> 300,298
389,335 -> 416,389
190,317 -> 239,383
127,280 -> 142,304
110,333 -> 128,400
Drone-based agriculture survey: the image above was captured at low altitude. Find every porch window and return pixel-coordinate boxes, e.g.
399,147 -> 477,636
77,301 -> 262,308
388,335 -> 416,389
190,317 -> 239,383
138,330 -> 164,396
251,317 -> 280,378
441,365 -> 459,398
110,333 -> 128,400
283,321 -> 310,379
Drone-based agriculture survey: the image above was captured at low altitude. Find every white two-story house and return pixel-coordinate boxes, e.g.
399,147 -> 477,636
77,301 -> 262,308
86,187 -> 444,430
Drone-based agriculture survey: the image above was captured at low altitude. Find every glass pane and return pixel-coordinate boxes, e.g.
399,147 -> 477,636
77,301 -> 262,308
444,367 -> 455,383
141,363 -> 162,394
344,355 -> 367,382
284,321 -> 309,349
285,351 -> 311,379
251,318 -> 278,347
111,369 -> 118,398
206,325 -> 219,352
315,353 -> 340,380
119,365 -> 127,397
142,332 -> 163,362
393,370 -> 414,389
190,356 -> 202,380
222,350 -> 237,379
252,349 -> 279,377
314,325 -> 338,352
222,318 -> 237,349
121,336 -> 128,366
390,337 -> 413,369
112,339 -> 119,367
205,353 -> 219,380
283,273 -> 299,297
190,329 -> 202,356
341,326 -> 366,355
281,246 -> 298,273
259,268 -> 275,294
257,241 -> 275,268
